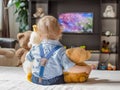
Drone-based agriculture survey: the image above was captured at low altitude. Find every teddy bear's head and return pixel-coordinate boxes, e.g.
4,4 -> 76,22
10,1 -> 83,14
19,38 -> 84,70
17,31 -> 32,50
66,47 -> 91,64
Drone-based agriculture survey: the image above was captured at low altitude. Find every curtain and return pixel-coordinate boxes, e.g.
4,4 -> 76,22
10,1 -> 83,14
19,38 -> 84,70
2,0 -> 10,37
0,1 -> 2,31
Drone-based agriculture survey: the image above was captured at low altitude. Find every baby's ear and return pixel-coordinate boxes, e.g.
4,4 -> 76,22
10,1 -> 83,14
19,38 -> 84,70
66,47 -> 91,63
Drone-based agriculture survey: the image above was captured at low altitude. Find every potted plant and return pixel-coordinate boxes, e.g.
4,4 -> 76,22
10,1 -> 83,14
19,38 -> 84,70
7,0 -> 29,32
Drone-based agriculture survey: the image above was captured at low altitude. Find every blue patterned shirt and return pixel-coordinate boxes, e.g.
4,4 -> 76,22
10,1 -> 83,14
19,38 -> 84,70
26,39 -> 75,79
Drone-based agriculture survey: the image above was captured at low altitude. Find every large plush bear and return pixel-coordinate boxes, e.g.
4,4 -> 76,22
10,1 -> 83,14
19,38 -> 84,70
23,25 -> 41,81
16,25 -> 41,66
15,31 -> 32,66
64,47 -> 91,83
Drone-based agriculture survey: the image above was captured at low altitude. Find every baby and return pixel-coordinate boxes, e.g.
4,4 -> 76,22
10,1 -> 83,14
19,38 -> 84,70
25,15 -> 91,85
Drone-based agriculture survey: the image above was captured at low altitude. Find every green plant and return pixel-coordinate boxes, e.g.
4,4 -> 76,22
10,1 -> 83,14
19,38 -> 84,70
7,0 -> 29,32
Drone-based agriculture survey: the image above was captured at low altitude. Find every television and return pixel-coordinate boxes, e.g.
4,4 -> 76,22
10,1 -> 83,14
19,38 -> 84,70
58,12 -> 93,33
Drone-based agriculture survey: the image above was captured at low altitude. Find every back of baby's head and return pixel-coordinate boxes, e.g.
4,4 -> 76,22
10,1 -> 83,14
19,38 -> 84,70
37,15 -> 61,40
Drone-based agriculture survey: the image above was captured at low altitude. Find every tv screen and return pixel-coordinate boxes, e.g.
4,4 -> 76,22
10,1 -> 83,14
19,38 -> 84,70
58,12 -> 93,33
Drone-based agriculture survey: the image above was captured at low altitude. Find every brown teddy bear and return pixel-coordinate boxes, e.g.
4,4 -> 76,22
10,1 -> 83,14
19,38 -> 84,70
23,25 -> 41,81
16,25 -> 41,67
64,47 -> 91,83
15,31 -> 32,66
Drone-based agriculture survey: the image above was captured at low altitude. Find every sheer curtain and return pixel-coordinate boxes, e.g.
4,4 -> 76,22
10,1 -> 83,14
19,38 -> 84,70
0,1 -> 2,31
2,0 -> 10,37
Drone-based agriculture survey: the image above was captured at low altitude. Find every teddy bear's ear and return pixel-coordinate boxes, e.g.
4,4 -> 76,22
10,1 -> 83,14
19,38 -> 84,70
66,47 -> 91,63
17,33 -> 24,40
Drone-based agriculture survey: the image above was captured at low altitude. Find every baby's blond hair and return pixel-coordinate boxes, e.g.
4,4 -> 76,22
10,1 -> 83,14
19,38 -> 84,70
37,15 -> 62,40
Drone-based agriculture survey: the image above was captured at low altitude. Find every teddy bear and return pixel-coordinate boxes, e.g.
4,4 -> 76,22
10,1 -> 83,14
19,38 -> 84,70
15,31 -> 32,66
107,63 -> 116,70
28,25 -> 41,48
23,25 -> 41,81
33,8 -> 45,18
103,5 -> 116,18
16,24 -> 41,67
64,47 -> 91,83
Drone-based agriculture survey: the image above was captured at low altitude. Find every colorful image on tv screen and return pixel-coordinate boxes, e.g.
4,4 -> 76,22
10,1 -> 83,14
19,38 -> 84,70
58,12 -> 93,33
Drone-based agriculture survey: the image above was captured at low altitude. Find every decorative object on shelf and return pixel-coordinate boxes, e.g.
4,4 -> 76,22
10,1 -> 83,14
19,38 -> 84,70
33,8 -> 45,18
102,19 -> 117,35
103,5 -> 116,18
98,54 -> 111,70
110,42 -> 116,53
98,62 -> 108,70
80,45 -> 86,49
101,40 -> 110,53
105,31 -> 113,37
107,63 -> 116,70
85,60 -> 99,70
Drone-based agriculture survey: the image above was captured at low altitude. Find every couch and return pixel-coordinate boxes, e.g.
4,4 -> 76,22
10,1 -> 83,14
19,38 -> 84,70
0,38 -> 19,66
